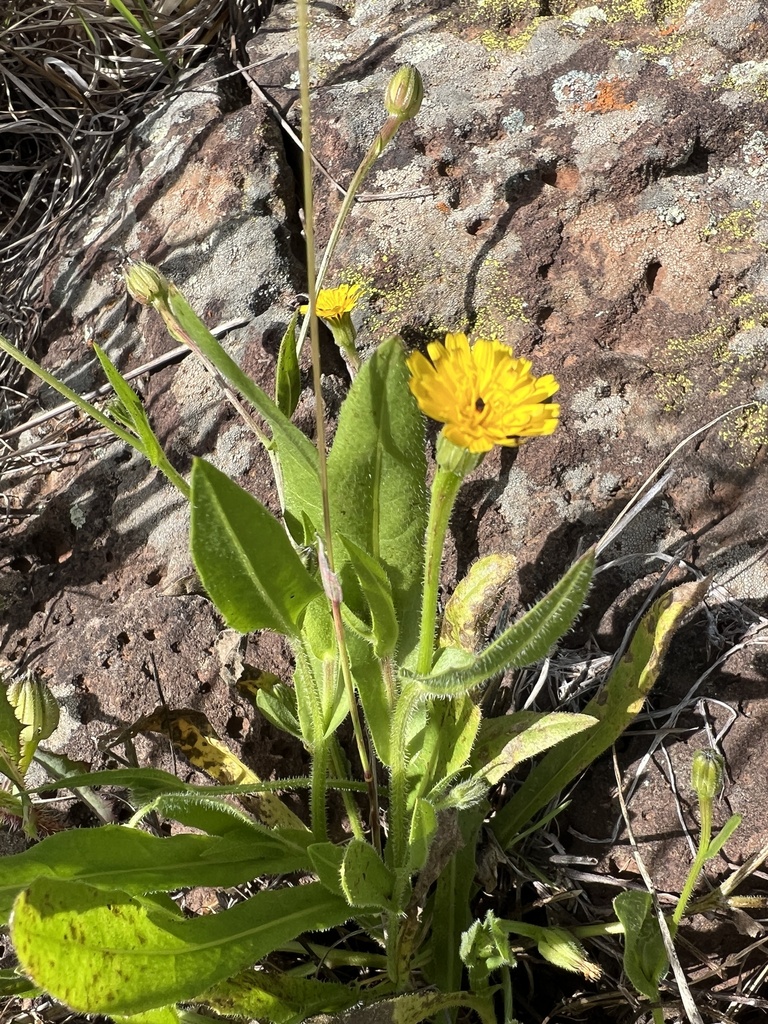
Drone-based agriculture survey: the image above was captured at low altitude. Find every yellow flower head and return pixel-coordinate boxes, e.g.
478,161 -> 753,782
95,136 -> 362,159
406,333 -> 560,453
301,283 -> 362,322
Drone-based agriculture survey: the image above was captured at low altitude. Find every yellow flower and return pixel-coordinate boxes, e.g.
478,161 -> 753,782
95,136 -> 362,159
406,332 -> 560,454
300,283 -> 362,322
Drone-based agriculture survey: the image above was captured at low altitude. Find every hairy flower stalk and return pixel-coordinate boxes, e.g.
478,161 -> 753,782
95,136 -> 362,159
295,65 -> 424,359
406,333 -> 560,672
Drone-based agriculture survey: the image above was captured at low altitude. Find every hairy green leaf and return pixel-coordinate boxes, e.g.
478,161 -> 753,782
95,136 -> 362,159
471,711 -> 597,786
0,825 -> 311,923
327,337 -> 427,663
340,839 -> 396,909
191,458 -> 321,635
201,968 -> 355,1024
405,549 -> 595,696
12,879 -> 350,1015
492,576 -> 709,850
613,891 -> 667,1002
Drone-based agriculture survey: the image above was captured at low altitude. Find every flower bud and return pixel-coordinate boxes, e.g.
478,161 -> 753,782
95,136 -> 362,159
436,432 -> 483,478
7,673 -> 60,774
385,65 -> 424,122
123,260 -> 169,307
691,750 -> 724,802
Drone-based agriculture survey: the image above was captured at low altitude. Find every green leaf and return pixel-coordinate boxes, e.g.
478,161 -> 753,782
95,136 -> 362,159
408,798 -> 437,873
93,344 -> 164,467
0,683 -> 22,780
0,825 -> 312,923
190,458 -> 321,635
308,842 -> 345,897
409,697 -> 480,795
276,311 -> 301,417
256,684 -> 302,740
339,534 -> 398,658
613,891 -> 667,1002
492,576 -> 710,850
706,813 -> 742,859
201,968 -> 356,1024
11,879 -> 350,1015
406,549 -> 595,696
327,337 -> 427,663
112,1008 -> 180,1024
163,278 -> 322,538
471,711 -> 597,786
340,839 -> 396,909
0,967 -> 39,997
428,804 -> 486,994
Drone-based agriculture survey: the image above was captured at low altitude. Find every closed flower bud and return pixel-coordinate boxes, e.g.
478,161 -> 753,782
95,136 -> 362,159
385,65 -> 424,122
124,260 -> 169,306
691,750 -> 724,802
7,673 -> 60,774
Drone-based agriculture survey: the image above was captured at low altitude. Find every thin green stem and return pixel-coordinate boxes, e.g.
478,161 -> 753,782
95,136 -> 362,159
417,466 -> 463,675
328,737 -> 365,841
295,117 -> 402,360
309,738 -> 329,842
672,795 -> 713,929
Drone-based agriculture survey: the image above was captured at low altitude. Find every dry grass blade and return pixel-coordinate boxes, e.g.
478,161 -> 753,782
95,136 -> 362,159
0,0 -> 227,426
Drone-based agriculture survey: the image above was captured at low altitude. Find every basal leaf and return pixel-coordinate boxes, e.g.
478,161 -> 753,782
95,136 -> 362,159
190,458 -> 321,636
471,711 -> 597,786
11,879 -> 350,1015
0,825 -> 310,923
201,968 -> 355,1024
492,576 -> 710,850
405,549 -> 595,696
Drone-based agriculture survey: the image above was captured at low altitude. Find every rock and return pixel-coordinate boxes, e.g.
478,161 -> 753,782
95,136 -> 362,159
2,0 -> 767,920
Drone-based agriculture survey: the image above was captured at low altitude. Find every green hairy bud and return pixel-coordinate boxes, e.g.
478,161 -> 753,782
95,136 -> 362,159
691,750 -> 724,803
385,64 -> 424,122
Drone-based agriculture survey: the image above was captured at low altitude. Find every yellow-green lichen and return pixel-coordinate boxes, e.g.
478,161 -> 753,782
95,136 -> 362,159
472,257 -> 530,338
654,371 -> 694,411
701,204 -> 764,253
602,0 -> 691,22
717,403 -> 768,467
479,16 -> 548,52
655,311 -> 768,460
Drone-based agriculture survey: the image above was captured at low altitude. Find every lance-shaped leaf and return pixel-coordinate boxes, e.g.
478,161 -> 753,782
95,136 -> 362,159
0,825 -> 313,923
275,311 -> 302,418
404,549 -> 595,697
11,879 -> 350,1016
492,576 -> 710,850
339,533 -> 398,658
190,458 -> 321,636
471,711 -> 597,786
200,968 -> 356,1024
92,345 -> 167,473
